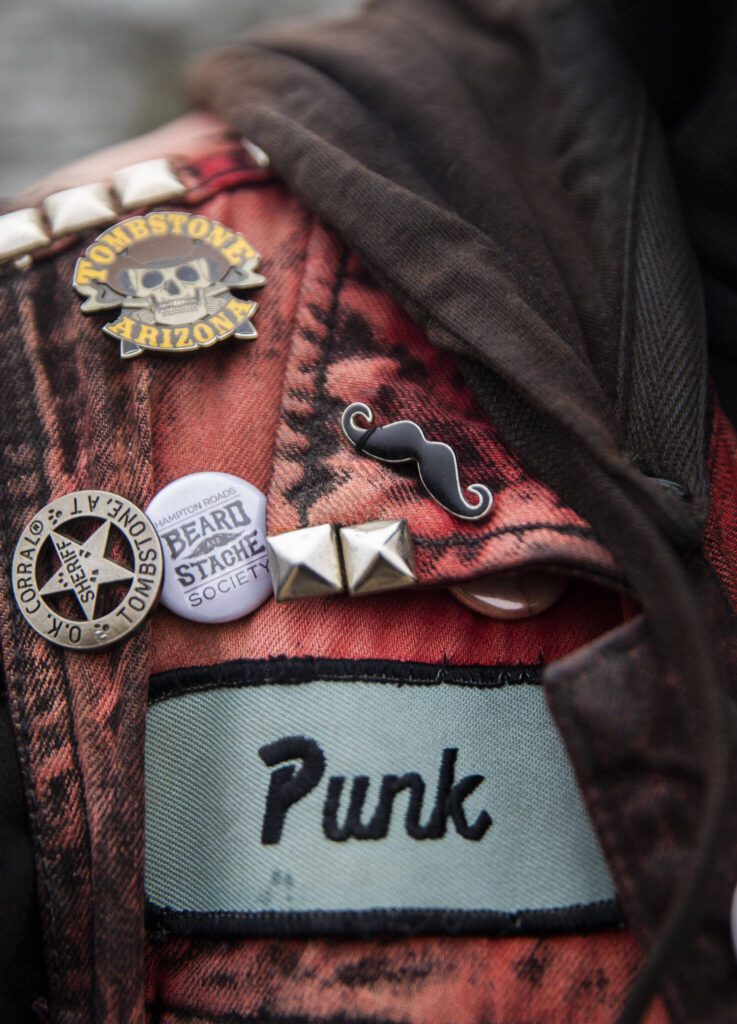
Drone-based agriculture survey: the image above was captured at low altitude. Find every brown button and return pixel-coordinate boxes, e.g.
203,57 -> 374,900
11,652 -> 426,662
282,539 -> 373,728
450,569 -> 567,620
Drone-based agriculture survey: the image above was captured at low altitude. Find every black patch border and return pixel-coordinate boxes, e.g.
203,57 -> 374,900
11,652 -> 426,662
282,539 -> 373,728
148,655 -> 543,704
146,656 -> 622,939
147,901 -> 622,940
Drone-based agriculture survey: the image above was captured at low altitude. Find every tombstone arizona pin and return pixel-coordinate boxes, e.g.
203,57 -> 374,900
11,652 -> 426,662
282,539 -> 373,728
12,490 -> 163,650
73,212 -> 265,359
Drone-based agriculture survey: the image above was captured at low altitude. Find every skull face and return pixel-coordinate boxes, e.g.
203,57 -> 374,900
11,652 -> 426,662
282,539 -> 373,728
126,257 -> 213,325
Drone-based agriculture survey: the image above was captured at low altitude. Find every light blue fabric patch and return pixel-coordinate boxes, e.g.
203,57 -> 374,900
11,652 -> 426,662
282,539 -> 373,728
145,677 -> 616,933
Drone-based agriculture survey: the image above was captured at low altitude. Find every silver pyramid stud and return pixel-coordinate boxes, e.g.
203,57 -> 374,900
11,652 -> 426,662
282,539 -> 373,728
0,208 -> 50,263
339,519 -> 417,596
44,182 -> 117,237
111,158 -> 187,210
267,523 -> 344,601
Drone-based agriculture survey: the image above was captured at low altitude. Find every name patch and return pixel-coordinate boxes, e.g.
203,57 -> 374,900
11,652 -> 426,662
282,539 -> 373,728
145,660 -> 618,937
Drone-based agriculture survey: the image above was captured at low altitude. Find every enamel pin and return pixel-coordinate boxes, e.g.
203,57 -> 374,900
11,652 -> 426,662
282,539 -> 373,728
73,212 -> 265,358
12,490 -> 163,650
342,402 -> 494,521
146,471 -> 272,624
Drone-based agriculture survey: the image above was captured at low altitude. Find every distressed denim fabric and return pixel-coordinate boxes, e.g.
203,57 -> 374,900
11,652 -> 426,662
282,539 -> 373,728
144,931 -> 670,1024
0,122 -> 734,1024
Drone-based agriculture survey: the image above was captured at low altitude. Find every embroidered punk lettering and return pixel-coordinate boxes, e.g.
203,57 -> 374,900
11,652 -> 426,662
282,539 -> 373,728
258,735 -> 492,844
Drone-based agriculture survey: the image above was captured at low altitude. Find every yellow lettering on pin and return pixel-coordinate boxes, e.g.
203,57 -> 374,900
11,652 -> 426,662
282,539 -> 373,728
73,212 -> 265,360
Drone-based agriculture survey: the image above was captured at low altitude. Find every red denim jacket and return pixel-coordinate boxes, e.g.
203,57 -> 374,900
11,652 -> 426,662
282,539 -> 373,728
1,119 -> 736,1024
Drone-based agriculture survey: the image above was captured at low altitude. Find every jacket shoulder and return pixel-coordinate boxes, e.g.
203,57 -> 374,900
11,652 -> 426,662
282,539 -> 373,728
0,112 -> 271,271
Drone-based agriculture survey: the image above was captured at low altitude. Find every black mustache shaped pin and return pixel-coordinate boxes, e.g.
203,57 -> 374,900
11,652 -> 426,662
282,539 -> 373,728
341,402 -> 493,521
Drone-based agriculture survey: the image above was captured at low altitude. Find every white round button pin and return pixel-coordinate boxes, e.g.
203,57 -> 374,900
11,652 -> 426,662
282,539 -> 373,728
146,472 -> 272,624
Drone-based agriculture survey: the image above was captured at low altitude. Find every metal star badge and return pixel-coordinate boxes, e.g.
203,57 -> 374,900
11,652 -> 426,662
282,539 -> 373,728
39,522 -> 135,614
73,212 -> 265,359
12,490 -> 163,650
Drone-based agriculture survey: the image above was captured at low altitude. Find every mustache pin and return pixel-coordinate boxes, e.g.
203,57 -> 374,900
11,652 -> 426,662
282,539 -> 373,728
341,402 -> 493,521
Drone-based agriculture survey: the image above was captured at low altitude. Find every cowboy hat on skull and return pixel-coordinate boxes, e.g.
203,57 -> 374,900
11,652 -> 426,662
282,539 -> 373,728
108,235 -> 231,326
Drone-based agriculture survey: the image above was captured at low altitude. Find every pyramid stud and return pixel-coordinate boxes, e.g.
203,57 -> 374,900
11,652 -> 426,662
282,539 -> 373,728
267,524 -> 344,601
339,520 -> 417,596
112,158 -> 187,210
0,208 -> 50,263
44,182 -> 117,237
